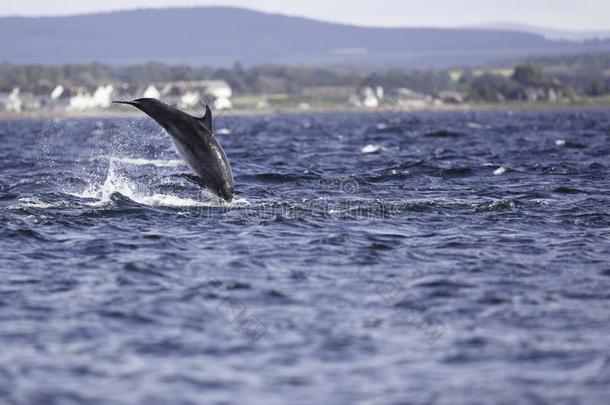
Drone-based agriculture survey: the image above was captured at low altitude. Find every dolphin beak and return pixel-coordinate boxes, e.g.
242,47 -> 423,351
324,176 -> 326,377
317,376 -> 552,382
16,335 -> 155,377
112,100 -> 139,107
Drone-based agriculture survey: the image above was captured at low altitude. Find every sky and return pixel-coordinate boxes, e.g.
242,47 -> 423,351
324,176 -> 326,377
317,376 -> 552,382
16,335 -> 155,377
1,0 -> 609,31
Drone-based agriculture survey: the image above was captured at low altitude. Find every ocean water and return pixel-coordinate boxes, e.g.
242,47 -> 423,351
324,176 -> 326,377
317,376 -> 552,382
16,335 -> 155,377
0,110 -> 609,404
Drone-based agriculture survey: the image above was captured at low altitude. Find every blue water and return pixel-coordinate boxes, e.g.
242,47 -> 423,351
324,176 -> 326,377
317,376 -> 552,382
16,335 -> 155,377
1,110 -> 609,404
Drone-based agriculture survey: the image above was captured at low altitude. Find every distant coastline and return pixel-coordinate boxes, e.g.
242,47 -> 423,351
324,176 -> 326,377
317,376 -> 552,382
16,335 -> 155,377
1,100 -> 608,121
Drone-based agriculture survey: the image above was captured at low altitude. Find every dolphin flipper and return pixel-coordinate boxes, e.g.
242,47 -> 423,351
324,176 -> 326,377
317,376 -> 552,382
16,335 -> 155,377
181,173 -> 206,188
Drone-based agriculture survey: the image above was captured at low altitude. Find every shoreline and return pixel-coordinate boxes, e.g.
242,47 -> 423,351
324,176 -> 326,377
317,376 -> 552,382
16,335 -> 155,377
1,100 -> 608,120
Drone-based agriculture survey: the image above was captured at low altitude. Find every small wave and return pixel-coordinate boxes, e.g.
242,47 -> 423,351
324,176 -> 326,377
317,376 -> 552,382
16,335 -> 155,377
127,193 -> 207,208
556,140 -> 586,149
553,186 -> 583,194
484,164 -> 514,176
361,144 -> 385,154
494,167 -> 507,176
18,198 -> 54,209
94,156 -> 185,168
11,197 -> 63,209
475,199 -> 518,211
425,129 -> 466,138
216,128 -> 232,135
241,172 -> 319,183
375,123 -> 402,133
132,193 -> 250,208
440,166 -> 473,178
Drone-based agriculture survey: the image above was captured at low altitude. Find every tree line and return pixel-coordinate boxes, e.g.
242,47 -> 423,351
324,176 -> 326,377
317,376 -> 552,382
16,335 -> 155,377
0,60 -> 608,100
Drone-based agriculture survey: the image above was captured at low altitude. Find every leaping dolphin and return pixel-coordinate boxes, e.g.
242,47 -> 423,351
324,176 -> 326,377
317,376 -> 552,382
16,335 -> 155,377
114,98 -> 234,202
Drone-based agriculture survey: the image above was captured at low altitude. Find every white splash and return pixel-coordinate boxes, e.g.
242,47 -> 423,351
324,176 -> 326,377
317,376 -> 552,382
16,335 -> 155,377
95,156 -> 185,168
12,198 -> 57,209
555,139 -> 567,147
76,163 -> 199,207
493,167 -> 507,176
361,144 -> 385,154
79,163 -> 135,203
216,128 -> 232,135
75,162 -> 249,208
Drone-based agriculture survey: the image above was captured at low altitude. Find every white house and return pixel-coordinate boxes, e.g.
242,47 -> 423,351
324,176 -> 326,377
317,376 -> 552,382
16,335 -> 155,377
0,88 -> 23,112
362,87 -> 380,108
375,86 -> 384,100
51,85 -> 65,100
394,88 -> 434,109
142,85 -> 161,99
174,80 -> 233,110
94,85 -> 114,108
69,85 -> 114,110
349,86 -> 382,109
139,80 -> 234,110
214,96 -> 233,110
69,90 -> 94,110
202,80 -> 233,99
192,80 -> 233,110
178,91 -> 201,109
438,91 -> 464,104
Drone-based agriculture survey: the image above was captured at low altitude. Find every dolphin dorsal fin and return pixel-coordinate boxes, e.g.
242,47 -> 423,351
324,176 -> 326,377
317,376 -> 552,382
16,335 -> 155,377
198,105 -> 213,135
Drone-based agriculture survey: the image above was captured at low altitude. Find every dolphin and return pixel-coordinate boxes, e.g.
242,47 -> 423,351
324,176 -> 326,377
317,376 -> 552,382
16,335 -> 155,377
113,98 -> 234,202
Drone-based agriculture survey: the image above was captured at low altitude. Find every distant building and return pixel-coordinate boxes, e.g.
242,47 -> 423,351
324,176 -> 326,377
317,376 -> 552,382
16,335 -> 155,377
213,96 -> 233,110
110,83 -> 137,103
68,85 -> 114,110
178,91 -> 201,109
349,86 -> 384,109
142,85 -> 161,99
51,85 -> 65,100
362,88 -> 380,108
201,80 -> 232,99
47,85 -> 75,110
525,88 -> 546,102
438,91 -> 464,104
154,80 -> 233,110
68,89 -> 93,111
200,80 -> 232,110
0,88 -> 23,112
394,88 -> 434,109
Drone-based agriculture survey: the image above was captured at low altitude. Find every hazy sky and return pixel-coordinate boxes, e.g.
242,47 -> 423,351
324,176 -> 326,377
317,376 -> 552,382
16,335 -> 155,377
2,0 -> 609,30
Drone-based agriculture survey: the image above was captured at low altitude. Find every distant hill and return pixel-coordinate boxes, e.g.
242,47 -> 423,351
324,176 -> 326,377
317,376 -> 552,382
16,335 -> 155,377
1,7 -> 609,68
475,23 -> 610,41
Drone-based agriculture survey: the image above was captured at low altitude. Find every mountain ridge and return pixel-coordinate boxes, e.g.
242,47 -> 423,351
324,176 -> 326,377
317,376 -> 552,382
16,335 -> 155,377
473,22 -> 610,41
1,6 -> 608,68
